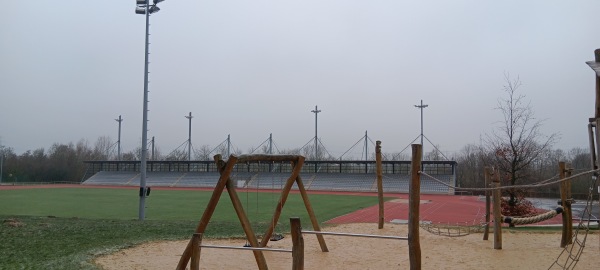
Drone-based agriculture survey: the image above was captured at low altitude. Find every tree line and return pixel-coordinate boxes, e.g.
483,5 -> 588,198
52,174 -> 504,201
0,74 -> 595,202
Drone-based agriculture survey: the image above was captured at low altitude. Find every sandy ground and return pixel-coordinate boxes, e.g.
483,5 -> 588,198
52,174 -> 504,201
95,223 -> 599,270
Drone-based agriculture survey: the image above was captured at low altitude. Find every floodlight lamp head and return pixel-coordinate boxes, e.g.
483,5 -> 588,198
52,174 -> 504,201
136,0 -> 147,5
148,5 -> 160,14
153,0 -> 165,4
136,5 -> 160,15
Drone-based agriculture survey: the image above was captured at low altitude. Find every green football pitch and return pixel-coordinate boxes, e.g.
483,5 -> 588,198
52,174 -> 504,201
0,187 -> 384,269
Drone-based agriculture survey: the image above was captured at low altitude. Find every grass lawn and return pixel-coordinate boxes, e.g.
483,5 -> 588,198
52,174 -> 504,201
0,187 -> 387,269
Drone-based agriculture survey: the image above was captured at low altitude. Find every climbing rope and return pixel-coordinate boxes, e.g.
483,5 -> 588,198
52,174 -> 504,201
502,206 -> 563,226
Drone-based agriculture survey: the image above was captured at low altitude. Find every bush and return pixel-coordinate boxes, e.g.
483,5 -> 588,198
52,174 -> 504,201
500,195 -> 537,217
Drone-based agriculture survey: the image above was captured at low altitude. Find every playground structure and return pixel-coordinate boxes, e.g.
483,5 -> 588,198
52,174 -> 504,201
416,48 -> 600,269
176,48 -> 600,270
177,143 -> 425,270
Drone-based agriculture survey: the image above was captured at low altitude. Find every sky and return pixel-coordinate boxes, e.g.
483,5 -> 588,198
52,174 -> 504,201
1,0 -> 600,159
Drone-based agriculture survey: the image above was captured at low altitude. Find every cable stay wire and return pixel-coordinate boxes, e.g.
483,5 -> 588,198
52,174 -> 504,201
208,137 -> 229,156
272,140 -> 281,154
249,136 -> 271,154
165,139 -> 189,159
396,135 -> 421,158
338,136 -> 365,160
423,135 -> 450,161
317,138 -> 332,158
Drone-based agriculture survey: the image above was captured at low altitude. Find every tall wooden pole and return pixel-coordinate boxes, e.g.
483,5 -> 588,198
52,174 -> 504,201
408,144 -> 422,270
483,167 -> 491,241
492,169 -> 502,250
376,140 -> 384,229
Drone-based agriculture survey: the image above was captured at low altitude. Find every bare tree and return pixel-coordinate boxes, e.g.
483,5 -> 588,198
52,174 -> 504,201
92,136 -> 113,160
485,74 -> 559,206
456,144 -> 489,190
194,145 -> 212,160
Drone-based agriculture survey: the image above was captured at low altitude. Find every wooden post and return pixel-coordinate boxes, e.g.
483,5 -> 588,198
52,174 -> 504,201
376,140 -> 384,229
560,162 -> 574,247
408,144 -> 422,270
190,233 -> 202,270
588,123 -> 598,170
492,169 -> 502,250
596,119 -> 600,170
594,49 -> 600,119
290,217 -> 304,270
565,164 -> 573,245
483,167 -> 491,241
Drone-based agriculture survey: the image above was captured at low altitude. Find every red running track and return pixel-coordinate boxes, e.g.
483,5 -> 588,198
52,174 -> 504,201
0,184 -> 562,226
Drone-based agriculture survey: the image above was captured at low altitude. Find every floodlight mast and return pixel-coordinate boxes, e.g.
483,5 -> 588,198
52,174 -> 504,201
135,0 -> 164,221
185,112 -> 193,161
414,100 -> 428,159
115,115 -> 123,160
311,105 -> 321,161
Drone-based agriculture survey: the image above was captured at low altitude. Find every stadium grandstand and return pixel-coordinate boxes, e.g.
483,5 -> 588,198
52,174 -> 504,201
81,159 -> 457,194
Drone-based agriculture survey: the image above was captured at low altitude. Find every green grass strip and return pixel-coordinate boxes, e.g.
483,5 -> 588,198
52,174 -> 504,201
0,187 -> 388,269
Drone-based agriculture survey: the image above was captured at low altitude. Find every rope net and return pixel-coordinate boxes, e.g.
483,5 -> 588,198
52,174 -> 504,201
420,222 -> 486,237
548,175 -> 598,270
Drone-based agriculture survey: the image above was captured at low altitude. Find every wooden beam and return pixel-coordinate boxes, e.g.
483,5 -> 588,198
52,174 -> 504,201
236,154 -> 301,163
408,144 -> 422,270
296,174 -> 329,252
176,154 -> 238,270
225,169 -> 268,269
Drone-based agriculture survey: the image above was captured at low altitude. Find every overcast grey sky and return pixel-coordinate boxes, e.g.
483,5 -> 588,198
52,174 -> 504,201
1,1 -> 599,158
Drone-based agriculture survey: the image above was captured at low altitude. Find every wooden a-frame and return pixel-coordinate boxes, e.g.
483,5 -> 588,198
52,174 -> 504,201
176,154 -> 328,270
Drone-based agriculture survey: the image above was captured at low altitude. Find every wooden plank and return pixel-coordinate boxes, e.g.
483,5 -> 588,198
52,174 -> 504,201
376,140 -> 384,229
408,144 -> 422,270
